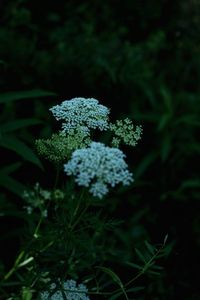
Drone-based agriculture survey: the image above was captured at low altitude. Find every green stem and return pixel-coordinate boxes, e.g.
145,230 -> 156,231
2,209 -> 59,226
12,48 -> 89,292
68,189 -> 89,231
33,217 -> 43,238
2,215 -> 46,281
3,251 -> 25,281
124,242 -> 165,289
88,241 -> 166,298
70,198 -> 90,231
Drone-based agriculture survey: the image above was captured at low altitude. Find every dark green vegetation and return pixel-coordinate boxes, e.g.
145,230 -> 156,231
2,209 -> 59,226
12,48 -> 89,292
0,0 -> 200,299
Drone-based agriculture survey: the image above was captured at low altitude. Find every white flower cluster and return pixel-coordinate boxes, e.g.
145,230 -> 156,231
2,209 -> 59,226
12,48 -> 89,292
49,97 -> 110,134
22,182 -> 50,217
64,142 -> 133,198
40,279 -> 90,300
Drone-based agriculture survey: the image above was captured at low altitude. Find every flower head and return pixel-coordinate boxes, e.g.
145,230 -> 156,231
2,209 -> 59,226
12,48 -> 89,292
36,130 -> 91,163
40,279 -> 90,300
49,97 -> 110,134
64,142 -> 133,198
110,118 -> 143,148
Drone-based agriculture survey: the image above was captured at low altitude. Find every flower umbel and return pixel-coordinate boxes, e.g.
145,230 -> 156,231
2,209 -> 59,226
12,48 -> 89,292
49,97 -> 110,134
40,279 -> 90,300
36,130 -> 91,163
64,142 -> 133,198
110,118 -> 143,148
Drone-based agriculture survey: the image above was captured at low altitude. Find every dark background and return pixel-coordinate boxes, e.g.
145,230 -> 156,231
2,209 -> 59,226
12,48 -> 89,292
0,0 -> 200,299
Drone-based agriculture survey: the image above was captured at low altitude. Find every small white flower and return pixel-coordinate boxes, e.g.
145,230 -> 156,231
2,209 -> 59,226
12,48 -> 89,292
42,209 -> 48,218
40,190 -> 51,200
64,142 -> 133,198
23,205 -> 33,215
49,97 -> 110,134
89,182 -> 109,198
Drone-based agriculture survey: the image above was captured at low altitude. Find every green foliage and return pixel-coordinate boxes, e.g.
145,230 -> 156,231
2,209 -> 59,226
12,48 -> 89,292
0,89 -> 55,195
0,163 -> 26,196
0,98 -> 169,300
0,90 -> 56,104
0,0 -> 200,299
1,135 -> 42,169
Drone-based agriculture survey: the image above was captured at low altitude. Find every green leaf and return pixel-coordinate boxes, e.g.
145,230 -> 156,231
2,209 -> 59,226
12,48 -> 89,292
142,261 -> 155,273
157,241 -> 175,258
160,86 -> 173,112
109,291 -> 123,300
160,134 -> 171,161
0,119 -> 42,133
134,152 -> 157,178
0,172 -> 26,196
18,257 -> 34,268
179,179 -> 200,191
0,89 -> 56,103
22,287 -> 33,300
163,234 -> 168,245
144,241 -> 155,255
0,281 -> 22,286
141,85 -> 156,107
0,135 -> 43,169
158,113 -> 172,131
126,286 -> 145,292
151,264 -> 164,270
135,248 -> 147,263
96,267 -> 124,288
146,269 -> 161,276
125,261 -> 142,270
175,115 -> 200,126
1,162 -> 22,174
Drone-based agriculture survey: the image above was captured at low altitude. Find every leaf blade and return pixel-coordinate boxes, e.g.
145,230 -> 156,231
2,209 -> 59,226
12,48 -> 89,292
96,266 -> 124,288
0,89 -> 56,103
0,119 -> 42,133
0,135 -> 43,169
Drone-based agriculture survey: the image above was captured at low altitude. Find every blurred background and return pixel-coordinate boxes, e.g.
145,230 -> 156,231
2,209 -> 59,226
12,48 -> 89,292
0,0 -> 200,299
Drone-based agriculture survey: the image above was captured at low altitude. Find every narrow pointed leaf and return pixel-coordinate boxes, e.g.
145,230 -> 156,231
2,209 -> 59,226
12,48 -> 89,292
134,152 -> 157,178
96,267 -> 124,288
135,248 -> 147,263
126,286 -> 145,292
125,261 -> 142,270
163,234 -> 168,245
1,119 -> 42,133
0,89 -> 56,103
109,291 -> 123,300
0,135 -> 43,169
1,162 -> 22,174
144,241 -> 155,255
146,269 -> 161,276
0,172 -> 27,196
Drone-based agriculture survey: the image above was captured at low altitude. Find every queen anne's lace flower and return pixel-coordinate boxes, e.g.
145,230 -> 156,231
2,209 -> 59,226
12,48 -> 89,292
40,279 -> 90,300
64,142 -> 133,198
49,97 -> 110,134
